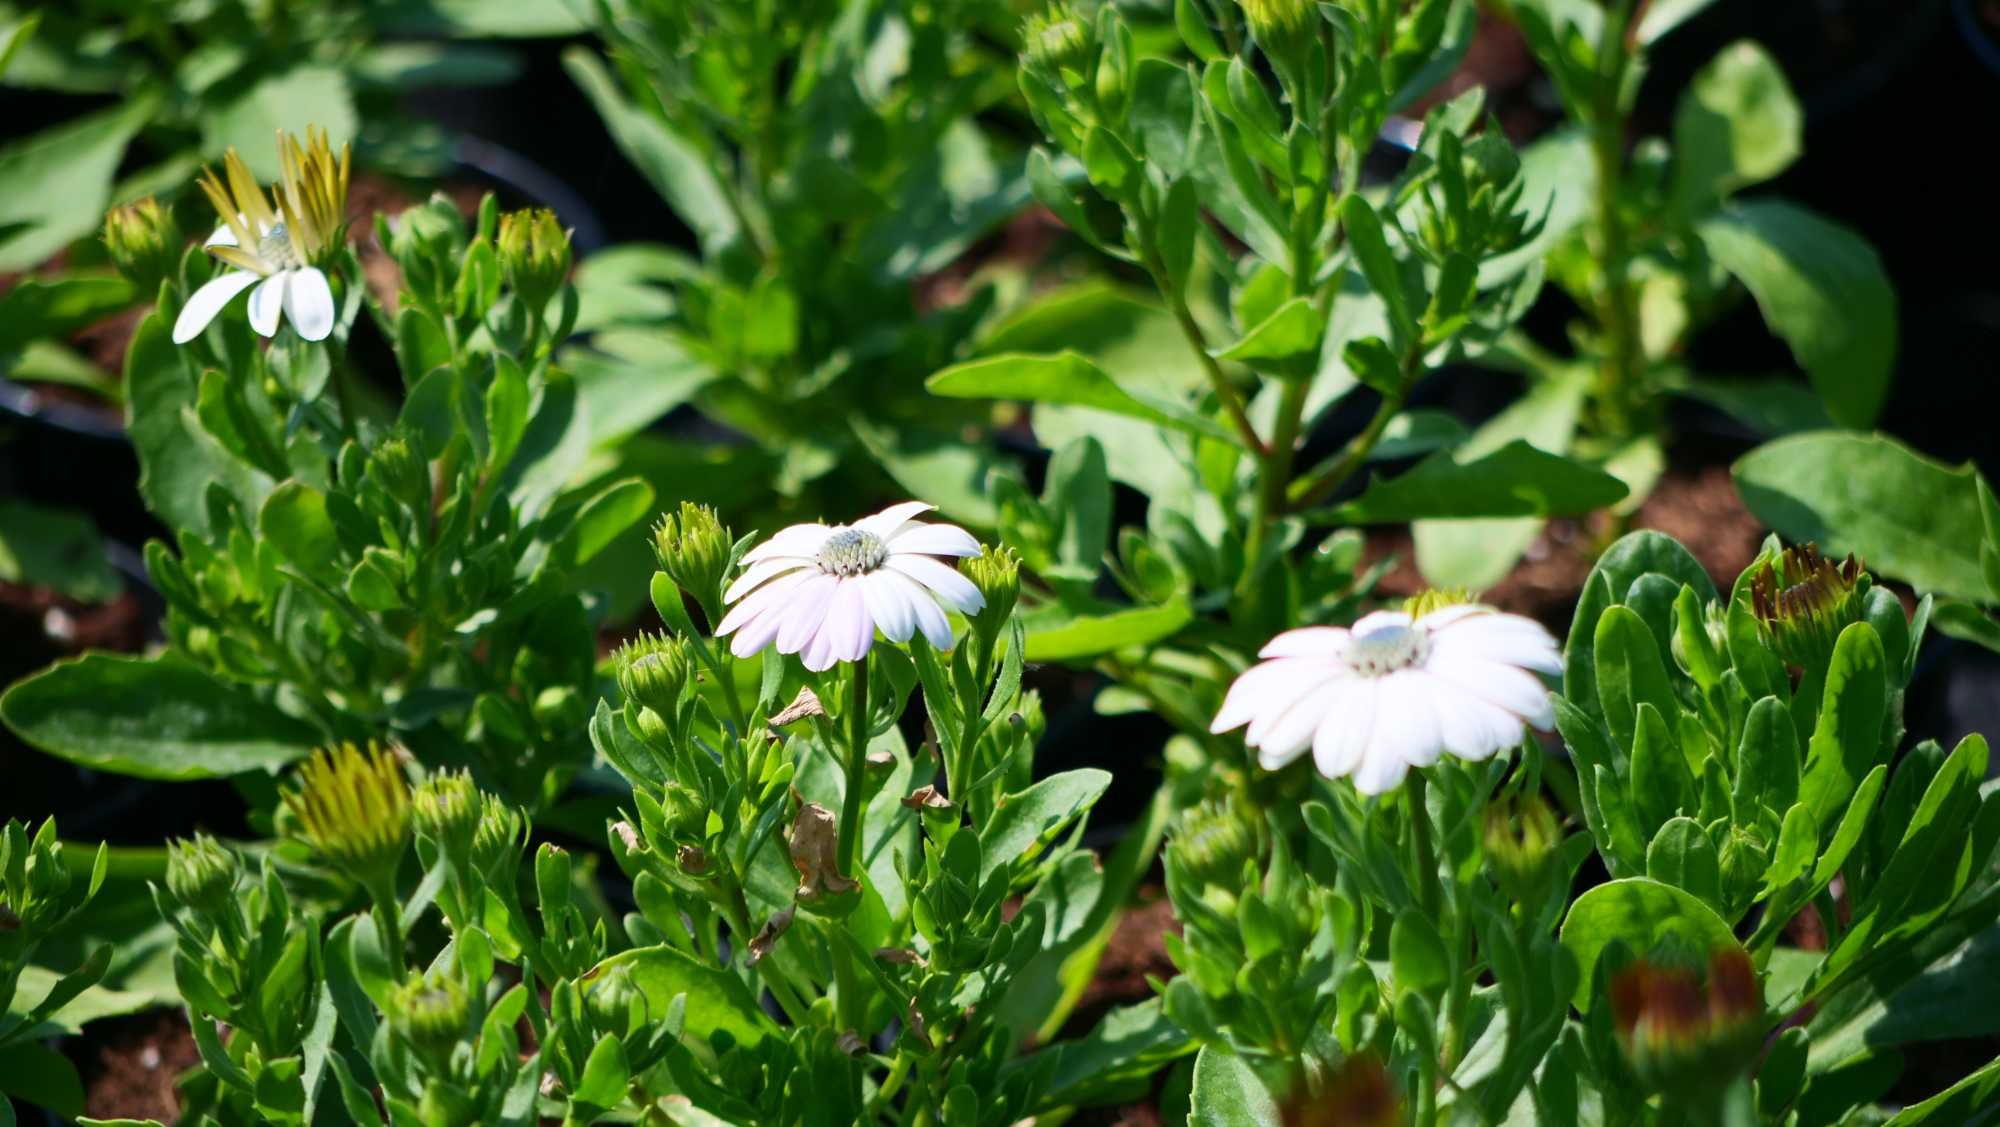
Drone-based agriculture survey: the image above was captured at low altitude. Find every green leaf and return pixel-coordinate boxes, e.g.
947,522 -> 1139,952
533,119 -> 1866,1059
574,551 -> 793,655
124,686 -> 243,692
1213,296 -> 1322,367
1674,375 -> 1834,437
1593,606 -> 1682,759
573,1033 -> 630,1109
1637,0 -> 1720,42
1391,909 -> 1450,995
0,1041 -> 84,1116
1559,877 -> 1743,1010
1023,601 -> 1193,662
199,66 -> 357,182
0,501 -> 119,603
1,653 -> 320,780
0,98 -> 152,271
546,478 -> 654,572
1797,623 -> 1888,835
927,352 -> 1229,442
1884,1054 -> 2000,1125
978,769 -> 1111,881
1320,440 -> 1626,524
1646,817 -> 1721,909
372,0 -> 587,35
1733,696 -> 1801,825
591,944 -> 779,1047
125,310 -> 274,535
1698,201 -> 1896,428
6,964 -> 150,1035
564,49 -> 737,252
1564,531 -> 1715,720
1931,599 -> 2000,654
0,274 -> 135,353
1414,372 -> 1587,588
1188,1045 -> 1282,1126
1340,195 -> 1415,343
259,482 -> 341,581
1734,433 -> 1989,603
1672,42 -> 1801,207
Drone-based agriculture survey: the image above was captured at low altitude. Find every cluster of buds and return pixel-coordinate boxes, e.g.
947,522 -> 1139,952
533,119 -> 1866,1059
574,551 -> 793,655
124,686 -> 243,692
1609,947 -> 1763,1094
390,971 -> 471,1062
1406,129 -> 1541,266
1748,543 -> 1869,669
2,817 -> 95,940
616,631 -> 693,724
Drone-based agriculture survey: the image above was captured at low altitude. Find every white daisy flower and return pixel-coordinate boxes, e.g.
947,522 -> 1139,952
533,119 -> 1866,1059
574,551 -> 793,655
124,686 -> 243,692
1210,604 -> 1561,795
173,128 -> 349,345
715,502 -> 984,672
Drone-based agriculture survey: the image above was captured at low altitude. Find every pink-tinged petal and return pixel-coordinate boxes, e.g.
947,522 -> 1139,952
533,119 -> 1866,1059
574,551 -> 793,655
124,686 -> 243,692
247,273 -> 287,337
715,569 -> 813,636
860,572 -> 918,642
728,596 -> 794,658
1311,679 -> 1378,779
1432,615 -> 1561,675
821,580 -> 874,665
283,267 -> 335,341
801,620 -> 840,672
887,571 -> 953,650
743,524 -> 832,564
725,557 -> 812,604
1258,627 -> 1351,660
1212,658 -> 1339,734
1424,650 -> 1555,729
855,501 -> 936,539
775,574 -> 841,654
1374,672 -> 1444,769
884,555 -> 983,615
171,271 -> 261,343
887,523 -> 981,558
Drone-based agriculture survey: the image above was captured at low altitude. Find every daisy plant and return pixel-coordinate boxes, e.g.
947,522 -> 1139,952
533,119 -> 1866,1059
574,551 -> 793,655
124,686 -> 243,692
2,138 -> 645,814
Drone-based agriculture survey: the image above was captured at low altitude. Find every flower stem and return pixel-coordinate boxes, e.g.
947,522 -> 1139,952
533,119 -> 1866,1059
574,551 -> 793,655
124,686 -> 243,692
1289,380 -> 1408,510
1407,772 -> 1440,922
1588,0 -> 1642,441
838,655 -> 870,881
363,873 -> 404,973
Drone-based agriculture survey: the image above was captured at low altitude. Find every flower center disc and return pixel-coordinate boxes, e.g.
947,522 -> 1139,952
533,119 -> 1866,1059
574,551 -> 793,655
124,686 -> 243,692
259,223 -> 300,269
815,527 -> 887,577
1345,622 -> 1427,677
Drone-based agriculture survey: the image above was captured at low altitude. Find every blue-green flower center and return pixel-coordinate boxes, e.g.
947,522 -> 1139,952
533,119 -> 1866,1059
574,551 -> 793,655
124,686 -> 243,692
258,223 -> 301,269
1345,622 -> 1427,677
815,527 -> 887,577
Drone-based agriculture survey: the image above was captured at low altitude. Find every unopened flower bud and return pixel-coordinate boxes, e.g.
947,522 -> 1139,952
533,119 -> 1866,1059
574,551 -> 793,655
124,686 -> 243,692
616,631 -> 692,717
1609,947 -> 1763,1094
585,964 -> 643,1034
1482,793 -> 1559,903
366,431 -> 432,513
165,833 -> 240,915
1404,587 -> 1474,621
1023,4 -> 1097,76
497,207 -> 571,313
103,197 -> 181,292
284,742 -> 410,884
962,545 -> 1019,640
1749,543 -> 1869,670
1238,0 -> 1309,50
390,973 -> 469,1059
412,771 -> 484,867
470,797 -> 522,880
1305,1052 -> 1399,1127
652,502 -> 734,619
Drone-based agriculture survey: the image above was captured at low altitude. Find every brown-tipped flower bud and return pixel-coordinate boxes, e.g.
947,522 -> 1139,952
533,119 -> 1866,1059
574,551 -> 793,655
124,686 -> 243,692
1482,792 -> 1560,903
1609,947 -> 1763,1094
496,207 -> 571,313
652,502 -> 734,620
103,197 -> 182,293
1748,542 -> 1869,670
284,742 -> 410,884
165,833 -> 240,915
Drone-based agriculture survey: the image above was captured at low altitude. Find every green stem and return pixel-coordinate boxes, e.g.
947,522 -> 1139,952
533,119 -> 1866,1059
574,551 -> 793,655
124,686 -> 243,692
1288,380 -> 1408,509
838,655 -> 870,881
1242,377 -> 1313,591
1440,893 -> 1474,1078
1132,213 -> 1266,458
1408,772 -> 1440,922
1588,0 -> 1642,441
363,873 -> 404,974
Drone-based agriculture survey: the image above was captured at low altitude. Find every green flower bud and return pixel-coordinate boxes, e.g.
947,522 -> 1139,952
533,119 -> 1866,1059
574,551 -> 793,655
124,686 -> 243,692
1023,4 -> 1097,76
496,207 -> 571,313
1,818 -> 75,934
366,431 -> 432,514
585,964 -> 643,1035
1610,947 -> 1762,1095
1749,543 -> 1870,670
1482,793 -> 1559,903
1238,0 -> 1309,42
412,771 -> 484,867
470,799 -> 523,880
1167,795 -> 1261,894
165,833 -> 241,915
103,197 -> 182,293
652,502 -> 734,619
390,973 -> 469,1059
285,742 -> 410,884
615,631 -> 692,717
1404,587 -> 1475,621
961,545 -> 1019,640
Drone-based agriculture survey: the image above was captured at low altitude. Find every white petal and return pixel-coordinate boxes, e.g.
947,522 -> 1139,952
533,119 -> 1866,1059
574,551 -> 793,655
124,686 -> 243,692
1424,650 -> 1555,730
860,572 -> 918,643
247,273 -> 287,337
1252,676 -> 1343,767
855,501 -> 936,539
727,596 -> 793,659
1351,609 -> 1413,634
820,580 -> 874,666
775,574 -> 841,654
1244,667 -> 1345,749
715,569 -> 813,637
171,271 -> 261,343
1311,679 -> 1378,779
801,620 -> 839,672
1424,671 -> 1527,761
743,524 -> 832,564
283,267 -> 336,341
884,555 -> 984,615
1433,614 -> 1562,675
1213,658 -> 1337,734
206,224 -> 240,248
725,557 -> 812,604
1351,741 -> 1413,795
1415,605 -> 1490,630
1258,627 -> 1350,660
1374,671 -> 1444,770
887,522 -> 982,558
888,571 -> 954,650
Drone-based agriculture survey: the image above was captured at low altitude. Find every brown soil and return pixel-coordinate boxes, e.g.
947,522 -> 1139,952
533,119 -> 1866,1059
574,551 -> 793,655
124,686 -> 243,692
0,579 -> 148,662
1069,891 -> 1181,1031
1363,463 -> 1767,634
76,1009 -> 197,1124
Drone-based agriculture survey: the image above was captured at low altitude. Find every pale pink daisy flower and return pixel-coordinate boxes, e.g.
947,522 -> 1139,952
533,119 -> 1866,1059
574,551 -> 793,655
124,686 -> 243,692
1210,605 -> 1561,795
714,502 -> 984,671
